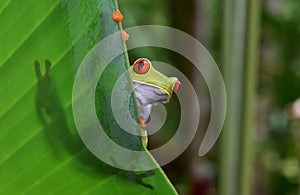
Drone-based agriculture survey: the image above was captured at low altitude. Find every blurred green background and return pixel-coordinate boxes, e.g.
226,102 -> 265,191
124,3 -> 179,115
119,0 -> 300,194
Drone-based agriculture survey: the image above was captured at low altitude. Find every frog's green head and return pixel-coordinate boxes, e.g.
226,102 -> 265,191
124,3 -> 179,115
130,58 -> 181,123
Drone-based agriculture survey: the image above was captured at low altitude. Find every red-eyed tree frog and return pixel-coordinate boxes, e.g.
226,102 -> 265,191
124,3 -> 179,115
130,58 -> 181,147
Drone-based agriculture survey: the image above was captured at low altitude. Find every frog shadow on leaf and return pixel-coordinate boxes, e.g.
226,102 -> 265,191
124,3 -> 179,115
34,59 -> 153,189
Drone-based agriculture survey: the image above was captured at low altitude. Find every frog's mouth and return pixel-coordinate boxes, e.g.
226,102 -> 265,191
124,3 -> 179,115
133,82 -> 170,123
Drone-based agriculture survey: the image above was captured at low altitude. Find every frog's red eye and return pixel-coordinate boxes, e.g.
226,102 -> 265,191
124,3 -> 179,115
133,58 -> 150,74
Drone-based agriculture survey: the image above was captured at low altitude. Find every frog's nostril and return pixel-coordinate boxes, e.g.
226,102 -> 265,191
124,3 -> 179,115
173,80 -> 181,95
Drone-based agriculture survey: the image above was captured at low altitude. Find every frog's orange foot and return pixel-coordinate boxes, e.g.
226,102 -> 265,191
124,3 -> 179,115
139,117 -> 147,129
112,10 -> 123,22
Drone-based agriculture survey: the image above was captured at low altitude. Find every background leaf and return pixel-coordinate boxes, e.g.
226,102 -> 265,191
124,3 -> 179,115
0,0 -> 177,194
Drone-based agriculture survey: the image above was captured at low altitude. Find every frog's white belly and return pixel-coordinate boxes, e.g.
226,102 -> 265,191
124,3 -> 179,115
133,82 -> 169,123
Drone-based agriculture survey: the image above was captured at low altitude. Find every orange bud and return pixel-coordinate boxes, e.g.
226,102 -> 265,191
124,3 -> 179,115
112,10 -> 123,22
122,30 -> 129,41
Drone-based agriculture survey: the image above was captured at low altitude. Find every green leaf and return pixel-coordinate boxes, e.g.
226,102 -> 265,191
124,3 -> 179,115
0,0 -> 177,194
